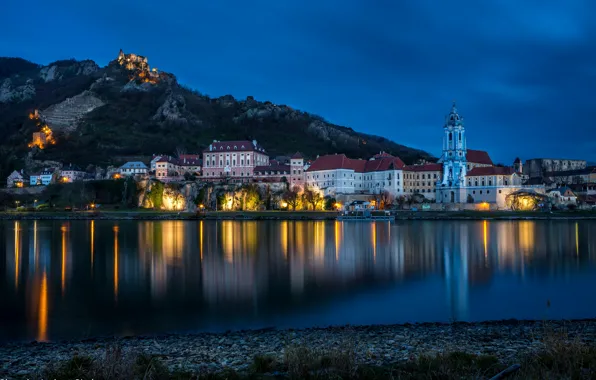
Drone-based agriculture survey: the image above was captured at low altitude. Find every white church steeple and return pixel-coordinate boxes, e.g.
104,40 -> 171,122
441,101 -> 467,186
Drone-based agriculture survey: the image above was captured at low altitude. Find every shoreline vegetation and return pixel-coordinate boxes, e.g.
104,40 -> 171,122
2,319 -> 596,379
0,209 -> 596,221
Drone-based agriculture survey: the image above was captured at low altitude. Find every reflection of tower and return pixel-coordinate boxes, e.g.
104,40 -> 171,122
444,224 -> 469,321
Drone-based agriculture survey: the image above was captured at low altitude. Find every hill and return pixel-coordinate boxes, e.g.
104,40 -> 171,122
0,51 -> 433,178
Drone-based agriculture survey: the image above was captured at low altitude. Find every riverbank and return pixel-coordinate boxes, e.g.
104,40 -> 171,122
2,320 -> 596,379
1,209 -> 596,221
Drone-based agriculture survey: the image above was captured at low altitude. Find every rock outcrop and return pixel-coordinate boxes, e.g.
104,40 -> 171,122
0,78 -> 36,103
38,60 -> 99,82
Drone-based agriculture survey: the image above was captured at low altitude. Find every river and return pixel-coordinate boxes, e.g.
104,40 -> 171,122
1,219 -> 595,342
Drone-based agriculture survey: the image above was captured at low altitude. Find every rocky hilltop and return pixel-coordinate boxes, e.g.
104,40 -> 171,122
0,52 -> 432,179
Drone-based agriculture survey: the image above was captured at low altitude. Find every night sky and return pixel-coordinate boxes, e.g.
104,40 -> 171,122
2,1 -> 595,164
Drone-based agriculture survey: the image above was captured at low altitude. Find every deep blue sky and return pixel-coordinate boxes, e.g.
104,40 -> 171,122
2,1 -> 596,163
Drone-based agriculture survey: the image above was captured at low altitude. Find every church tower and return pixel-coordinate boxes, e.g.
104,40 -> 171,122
441,102 -> 467,187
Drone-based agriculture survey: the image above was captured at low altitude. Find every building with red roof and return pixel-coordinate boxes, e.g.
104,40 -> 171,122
466,149 -> 493,170
403,163 -> 443,199
202,140 -> 269,182
305,152 -> 406,196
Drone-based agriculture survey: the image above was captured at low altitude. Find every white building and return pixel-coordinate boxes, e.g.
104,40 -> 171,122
305,152 -> 405,197
547,187 -> 577,206
6,170 -> 25,188
120,161 -> 149,176
60,164 -> 86,183
437,102 -> 469,203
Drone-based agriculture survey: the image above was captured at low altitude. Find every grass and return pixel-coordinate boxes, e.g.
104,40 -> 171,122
27,322 -> 596,380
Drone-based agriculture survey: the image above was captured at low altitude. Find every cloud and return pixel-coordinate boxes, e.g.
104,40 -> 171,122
2,0 -> 595,162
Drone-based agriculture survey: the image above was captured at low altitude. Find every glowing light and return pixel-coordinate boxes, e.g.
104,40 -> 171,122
280,201 -> 288,208
199,220 -> 204,260
222,221 -> 234,262
90,220 -> 95,272
114,225 -> 119,301
372,222 -> 377,262
281,221 -> 288,259
483,220 -> 488,260
478,202 -> 490,211
334,202 -> 342,210
38,272 -> 48,342
163,191 -> 186,211
61,224 -> 67,296
14,221 -> 20,290
113,173 -> 121,179
334,221 -> 341,261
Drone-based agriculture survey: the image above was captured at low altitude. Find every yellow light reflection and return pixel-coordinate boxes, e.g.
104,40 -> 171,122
222,221 -> 233,263
334,221 -> 341,261
38,272 -> 48,342
91,220 -> 95,272
61,224 -> 67,296
313,221 -> 325,264
281,221 -> 288,259
14,221 -> 20,290
114,225 -> 119,301
199,220 -> 204,261
483,220 -> 488,261
372,222 -> 377,262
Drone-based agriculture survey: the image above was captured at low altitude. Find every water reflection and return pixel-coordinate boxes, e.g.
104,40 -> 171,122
2,220 -> 596,342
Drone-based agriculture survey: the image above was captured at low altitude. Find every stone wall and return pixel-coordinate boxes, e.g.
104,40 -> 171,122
40,90 -> 105,132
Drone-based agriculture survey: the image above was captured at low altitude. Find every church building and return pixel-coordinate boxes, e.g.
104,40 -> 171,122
436,102 -> 540,208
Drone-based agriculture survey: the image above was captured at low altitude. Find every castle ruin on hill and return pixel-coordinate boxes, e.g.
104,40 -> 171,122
117,49 -> 160,84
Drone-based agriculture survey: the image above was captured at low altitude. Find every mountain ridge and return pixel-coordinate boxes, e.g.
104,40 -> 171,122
0,52 -> 433,179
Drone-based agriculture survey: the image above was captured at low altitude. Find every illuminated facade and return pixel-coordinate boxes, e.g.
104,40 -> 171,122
305,152 -> 405,197
6,170 -> 26,188
202,140 -> 269,182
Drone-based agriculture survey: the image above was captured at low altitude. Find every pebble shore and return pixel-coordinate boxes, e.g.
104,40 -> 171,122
2,320 -> 596,376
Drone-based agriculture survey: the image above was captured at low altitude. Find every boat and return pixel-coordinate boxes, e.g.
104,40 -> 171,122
337,209 -> 393,221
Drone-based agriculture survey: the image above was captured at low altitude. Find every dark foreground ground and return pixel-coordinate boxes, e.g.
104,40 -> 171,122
2,319 -> 596,379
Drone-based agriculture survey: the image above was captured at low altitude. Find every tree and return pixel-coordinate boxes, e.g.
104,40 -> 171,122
379,191 -> 394,210
303,186 -> 322,210
283,186 -> 301,211
324,197 -> 337,210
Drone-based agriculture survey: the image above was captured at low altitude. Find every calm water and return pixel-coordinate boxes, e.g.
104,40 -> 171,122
1,219 -> 596,342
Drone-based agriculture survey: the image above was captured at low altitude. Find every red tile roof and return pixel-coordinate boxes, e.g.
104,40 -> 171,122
467,166 -> 515,176
404,163 -> 443,172
467,149 -> 493,165
204,140 -> 266,153
306,154 -> 404,173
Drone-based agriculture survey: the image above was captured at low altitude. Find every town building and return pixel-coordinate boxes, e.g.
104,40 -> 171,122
155,156 -> 182,181
119,161 -> 149,176
202,140 -> 269,182
466,149 -> 493,170
524,158 -> 587,182
403,163 -> 442,199
437,102 -> 468,203
289,152 -> 307,190
305,152 -> 405,197
547,187 -> 578,206
60,164 -> 86,183
253,160 -> 291,183
6,170 -> 25,188
31,168 -> 57,186
178,155 -> 202,175
465,166 -> 523,204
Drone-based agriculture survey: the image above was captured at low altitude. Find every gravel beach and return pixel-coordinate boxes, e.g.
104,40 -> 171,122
2,320 -> 596,377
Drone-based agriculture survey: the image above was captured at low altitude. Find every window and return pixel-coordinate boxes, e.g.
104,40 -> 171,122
449,132 -> 452,141
480,190 -> 483,194
487,190 -> 490,194
473,191 -> 476,194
